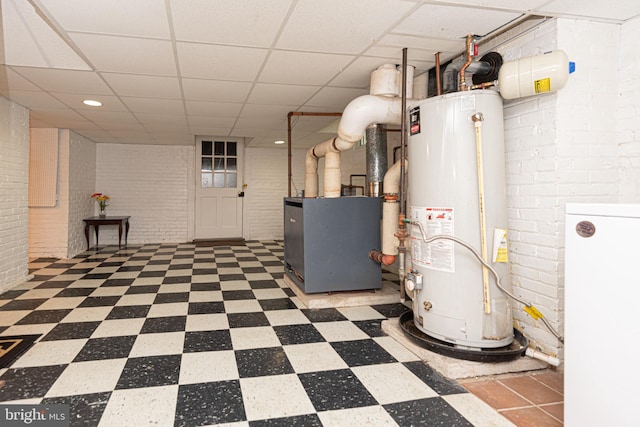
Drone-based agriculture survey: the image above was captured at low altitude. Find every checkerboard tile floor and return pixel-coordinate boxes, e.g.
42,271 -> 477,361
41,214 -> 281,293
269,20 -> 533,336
0,241 -> 514,426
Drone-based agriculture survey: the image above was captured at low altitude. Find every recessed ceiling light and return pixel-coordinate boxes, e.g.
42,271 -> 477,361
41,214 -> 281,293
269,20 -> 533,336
274,140 -> 285,145
83,99 -> 102,107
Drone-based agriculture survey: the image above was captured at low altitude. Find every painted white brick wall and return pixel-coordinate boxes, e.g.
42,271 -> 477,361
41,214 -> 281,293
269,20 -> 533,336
243,147 -> 306,240
480,18 -> 622,358
619,16 -> 640,201
67,130 -> 96,256
95,143 -> 193,245
28,129 -> 69,258
0,97 -> 30,292
28,130 -> 97,258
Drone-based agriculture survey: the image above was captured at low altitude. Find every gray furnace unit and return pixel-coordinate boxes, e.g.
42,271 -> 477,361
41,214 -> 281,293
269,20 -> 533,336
284,197 -> 382,293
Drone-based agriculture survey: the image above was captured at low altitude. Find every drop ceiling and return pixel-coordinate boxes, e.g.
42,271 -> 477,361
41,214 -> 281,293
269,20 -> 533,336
1,0 -> 639,148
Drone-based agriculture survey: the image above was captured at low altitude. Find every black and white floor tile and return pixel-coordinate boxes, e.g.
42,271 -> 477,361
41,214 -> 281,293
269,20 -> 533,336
0,241 -> 512,426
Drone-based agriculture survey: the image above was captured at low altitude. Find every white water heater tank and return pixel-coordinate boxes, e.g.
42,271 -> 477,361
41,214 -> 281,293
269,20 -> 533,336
407,90 -> 513,348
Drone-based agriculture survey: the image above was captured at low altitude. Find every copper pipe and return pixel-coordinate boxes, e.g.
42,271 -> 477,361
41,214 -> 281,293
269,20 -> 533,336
398,48 -> 408,302
286,111 -> 342,197
368,250 -> 396,266
459,34 -> 474,91
435,52 -> 442,96
287,112 -> 293,197
399,48 -> 407,218
471,81 -> 497,91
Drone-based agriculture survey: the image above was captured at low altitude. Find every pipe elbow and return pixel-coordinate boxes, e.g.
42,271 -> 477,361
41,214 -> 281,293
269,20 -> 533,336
369,250 -> 396,266
381,254 -> 396,265
336,95 -> 402,147
305,149 -> 318,170
383,159 -> 408,194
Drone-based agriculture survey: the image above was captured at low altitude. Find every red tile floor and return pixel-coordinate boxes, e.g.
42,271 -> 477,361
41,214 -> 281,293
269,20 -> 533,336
460,370 -> 564,426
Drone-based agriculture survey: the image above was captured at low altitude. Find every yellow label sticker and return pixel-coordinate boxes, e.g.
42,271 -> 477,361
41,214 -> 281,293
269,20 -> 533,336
496,248 -> 508,263
534,78 -> 551,94
493,228 -> 508,263
524,305 -> 544,320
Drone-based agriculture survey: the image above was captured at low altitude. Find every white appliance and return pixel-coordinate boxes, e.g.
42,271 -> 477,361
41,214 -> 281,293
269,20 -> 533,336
565,203 -> 640,426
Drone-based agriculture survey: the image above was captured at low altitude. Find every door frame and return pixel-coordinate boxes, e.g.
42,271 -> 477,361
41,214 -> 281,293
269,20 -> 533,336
193,136 -> 245,240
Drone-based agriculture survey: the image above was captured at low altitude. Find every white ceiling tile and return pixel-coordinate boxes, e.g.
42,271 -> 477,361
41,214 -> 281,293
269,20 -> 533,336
246,84 -> 319,106
58,121 -> 103,131
39,0 -> 170,38
234,117 -> 286,130
0,67 -> 39,90
431,0 -> 549,12
70,33 -> 177,76
135,113 -> 189,127
170,0 -> 293,47
121,97 -> 185,114
101,73 -> 182,99
52,93 -> 129,112
29,108 -> 90,122
79,110 -> 141,127
147,130 -> 191,139
239,104 -> 297,120
76,131 -> 120,143
177,43 -> 268,81
394,3 -> 522,39
538,0 -> 640,21
148,130 -> 191,139
188,116 -> 237,128
182,79 -> 253,103
29,117 -> 53,128
73,130 -> 112,140
305,87 -> 369,110
108,130 -> 152,139
0,0 -> 627,147
100,122 -> 147,132
2,90 -> 66,109
379,34 -> 466,54
276,0 -> 415,54
2,0 -> 91,70
259,51 -> 354,85
185,101 -> 243,117
190,127 -> 232,136
12,67 -> 113,94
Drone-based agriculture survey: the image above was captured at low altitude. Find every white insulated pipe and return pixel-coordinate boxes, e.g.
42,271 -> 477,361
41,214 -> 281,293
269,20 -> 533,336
324,151 -> 341,198
304,95 -> 403,198
525,347 -> 561,367
381,159 -> 407,260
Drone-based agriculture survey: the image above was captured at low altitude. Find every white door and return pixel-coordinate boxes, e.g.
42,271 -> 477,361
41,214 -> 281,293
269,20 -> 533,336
195,137 -> 243,239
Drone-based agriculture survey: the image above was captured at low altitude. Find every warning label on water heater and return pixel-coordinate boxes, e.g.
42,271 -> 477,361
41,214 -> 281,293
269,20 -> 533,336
409,106 -> 420,135
409,206 -> 455,272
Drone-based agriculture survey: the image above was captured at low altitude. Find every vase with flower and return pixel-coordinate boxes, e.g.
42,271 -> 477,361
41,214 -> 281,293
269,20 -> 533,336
91,193 -> 110,217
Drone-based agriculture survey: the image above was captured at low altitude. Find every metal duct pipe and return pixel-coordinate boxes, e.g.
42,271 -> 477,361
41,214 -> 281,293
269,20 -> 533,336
365,124 -> 388,197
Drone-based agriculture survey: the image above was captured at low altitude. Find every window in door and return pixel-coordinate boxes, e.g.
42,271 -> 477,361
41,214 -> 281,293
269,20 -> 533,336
201,140 -> 237,188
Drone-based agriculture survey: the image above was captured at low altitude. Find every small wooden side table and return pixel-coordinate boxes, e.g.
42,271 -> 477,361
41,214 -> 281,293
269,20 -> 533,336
83,216 -> 130,250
